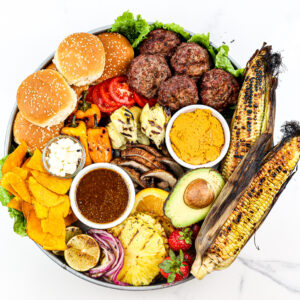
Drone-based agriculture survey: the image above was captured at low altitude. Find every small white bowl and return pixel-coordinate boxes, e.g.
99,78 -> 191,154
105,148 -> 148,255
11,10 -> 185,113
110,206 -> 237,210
165,105 -> 230,169
69,163 -> 136,229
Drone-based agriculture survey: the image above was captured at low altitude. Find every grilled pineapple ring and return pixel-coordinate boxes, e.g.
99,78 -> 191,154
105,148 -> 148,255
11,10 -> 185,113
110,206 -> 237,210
109,213 -> 168,286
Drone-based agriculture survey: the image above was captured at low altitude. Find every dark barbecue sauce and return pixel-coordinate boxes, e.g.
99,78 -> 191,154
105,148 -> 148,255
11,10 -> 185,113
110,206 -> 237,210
76,168 -> 129,223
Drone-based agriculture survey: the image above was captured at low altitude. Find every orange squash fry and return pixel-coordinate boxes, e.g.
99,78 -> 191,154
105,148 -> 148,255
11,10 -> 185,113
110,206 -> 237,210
22,201 -> 33,220
33,200 -> 49,219
26,149 -> 46,172
43,233 -> 67,251
2,141 -> 27,174
41,211 -> 65,236
1,172 -> 31,203
51,196 -> 70,218
7,197 -> 23,211
30,170 -> 72,195
28,177 -> 65,207
65,210 -> 78,226
11,167 -> 28,180
26,209 -> 46,246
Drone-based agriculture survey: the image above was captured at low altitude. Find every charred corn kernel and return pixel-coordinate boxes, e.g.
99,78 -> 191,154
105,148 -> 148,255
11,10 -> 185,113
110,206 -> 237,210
221,46 -> 271,181
194,136 -> 300,279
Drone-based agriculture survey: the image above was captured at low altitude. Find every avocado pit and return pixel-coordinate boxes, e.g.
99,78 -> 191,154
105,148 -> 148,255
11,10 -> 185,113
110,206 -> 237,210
183,179 -> 214,209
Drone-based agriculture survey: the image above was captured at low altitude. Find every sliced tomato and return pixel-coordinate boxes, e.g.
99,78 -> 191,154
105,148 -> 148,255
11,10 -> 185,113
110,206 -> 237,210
108,76 -> 135,106
133,91 -> 157,108
99,79 -> 122,108
92,84 -> 118,114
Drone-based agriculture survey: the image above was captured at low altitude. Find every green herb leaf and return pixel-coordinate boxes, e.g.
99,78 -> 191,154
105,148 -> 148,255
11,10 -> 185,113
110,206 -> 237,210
188,33 -> 216,61
167,272 -> 176,283
110,11 -> 150,47
215,45 -> 244,77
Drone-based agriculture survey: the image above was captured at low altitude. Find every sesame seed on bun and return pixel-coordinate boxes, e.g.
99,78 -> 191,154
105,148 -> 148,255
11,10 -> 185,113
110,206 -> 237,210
53,32 -> 106,86
93,33 -> 134,84
17,69 -> 77,127
13,112 -> 63,153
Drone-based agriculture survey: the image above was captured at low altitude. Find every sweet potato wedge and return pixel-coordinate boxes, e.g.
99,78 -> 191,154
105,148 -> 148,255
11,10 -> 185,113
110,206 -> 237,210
2,142 -> 27,174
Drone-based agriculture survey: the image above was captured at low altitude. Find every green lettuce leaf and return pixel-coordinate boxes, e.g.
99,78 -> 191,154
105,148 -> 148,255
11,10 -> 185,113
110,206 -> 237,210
0,155 -> 27,236
110,11 -> 150,48
8,208 -> 27,237
188,33 -> 216,61
0,156 -> 12,206
215,45 -> 244,77
149,22 -> 191,40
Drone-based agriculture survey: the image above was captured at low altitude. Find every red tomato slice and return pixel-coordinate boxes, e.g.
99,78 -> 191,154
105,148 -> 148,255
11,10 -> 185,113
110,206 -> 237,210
109,76 -> 135,105
133,91 -> 157,108
92,84 -> 118,113
99,79 -> 122,108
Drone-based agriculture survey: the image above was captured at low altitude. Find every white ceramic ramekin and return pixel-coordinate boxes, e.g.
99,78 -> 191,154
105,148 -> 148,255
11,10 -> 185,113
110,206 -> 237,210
69,163 -> 135,229
165,105 -> 230,169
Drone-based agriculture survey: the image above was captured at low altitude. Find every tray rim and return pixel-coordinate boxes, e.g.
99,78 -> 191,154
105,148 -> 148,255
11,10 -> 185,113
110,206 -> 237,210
3,24 -> 241,291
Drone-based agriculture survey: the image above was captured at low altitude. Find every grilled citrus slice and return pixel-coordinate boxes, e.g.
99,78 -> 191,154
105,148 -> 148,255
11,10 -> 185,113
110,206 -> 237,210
133,188 -> 169,216
64,234 -> 100,272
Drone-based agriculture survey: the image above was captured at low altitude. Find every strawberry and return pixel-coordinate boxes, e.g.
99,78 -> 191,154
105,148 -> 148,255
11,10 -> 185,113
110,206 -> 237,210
191,223 -> 201,239
159,250 -> 190,283
168,228 -> 193,251
183,251 -> 195,266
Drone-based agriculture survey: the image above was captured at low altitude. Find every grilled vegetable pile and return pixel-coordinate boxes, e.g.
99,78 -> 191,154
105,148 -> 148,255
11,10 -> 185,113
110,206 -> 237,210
191,122 -> 300,279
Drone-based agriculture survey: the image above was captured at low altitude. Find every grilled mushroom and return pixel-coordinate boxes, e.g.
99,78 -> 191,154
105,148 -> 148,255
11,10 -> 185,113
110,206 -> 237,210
121,148 -> 166,170
122,167 -> 154,188
126,144 -> 163,157
111,158 -> 150,173
140,169 -> 177,188
155,157 -> 184,178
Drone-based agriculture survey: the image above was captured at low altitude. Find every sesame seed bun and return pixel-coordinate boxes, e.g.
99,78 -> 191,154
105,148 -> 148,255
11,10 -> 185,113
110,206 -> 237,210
45,63 -> 89,98
93,33 -> 134,85
17,69 -> 77,127
13,112 -> 64,153
53,32 -> 106,86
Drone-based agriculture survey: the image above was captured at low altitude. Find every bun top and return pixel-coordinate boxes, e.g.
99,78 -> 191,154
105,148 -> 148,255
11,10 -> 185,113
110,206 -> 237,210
53,32 -> 106,86
13,112 -> 63,153
17,69 -> 77,127
93,33 -> 134,84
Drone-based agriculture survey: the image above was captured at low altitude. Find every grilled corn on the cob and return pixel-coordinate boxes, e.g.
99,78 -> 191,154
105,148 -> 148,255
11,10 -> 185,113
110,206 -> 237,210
221,44 -> 280,181
192,122 -> 300,280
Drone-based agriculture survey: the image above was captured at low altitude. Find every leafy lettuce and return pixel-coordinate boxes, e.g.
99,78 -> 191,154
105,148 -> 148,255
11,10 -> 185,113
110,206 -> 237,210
0,155 -> 27,237
215,45 -> 244,77
110,11 -> 244,77
110,11 -> 150,48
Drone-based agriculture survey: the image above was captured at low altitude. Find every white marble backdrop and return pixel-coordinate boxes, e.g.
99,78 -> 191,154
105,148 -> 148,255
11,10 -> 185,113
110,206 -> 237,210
0,0 -> 299,299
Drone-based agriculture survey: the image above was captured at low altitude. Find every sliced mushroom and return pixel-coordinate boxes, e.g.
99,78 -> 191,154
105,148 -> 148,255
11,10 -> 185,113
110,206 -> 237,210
121,148 -> 166,170
118,160 -> 150,173
126,144 -> 163,158
155,157 -> 184,178
111,158 -> 123,165
140,169 -> 177,189
122,167 -> 154,188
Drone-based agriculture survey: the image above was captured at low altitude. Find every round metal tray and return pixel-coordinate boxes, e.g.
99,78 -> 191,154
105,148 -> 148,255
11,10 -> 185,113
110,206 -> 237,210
4,24 -> 241,291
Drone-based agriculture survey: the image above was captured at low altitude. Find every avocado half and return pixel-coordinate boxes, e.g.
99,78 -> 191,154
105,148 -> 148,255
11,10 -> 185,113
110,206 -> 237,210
163,168 -> 225,228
